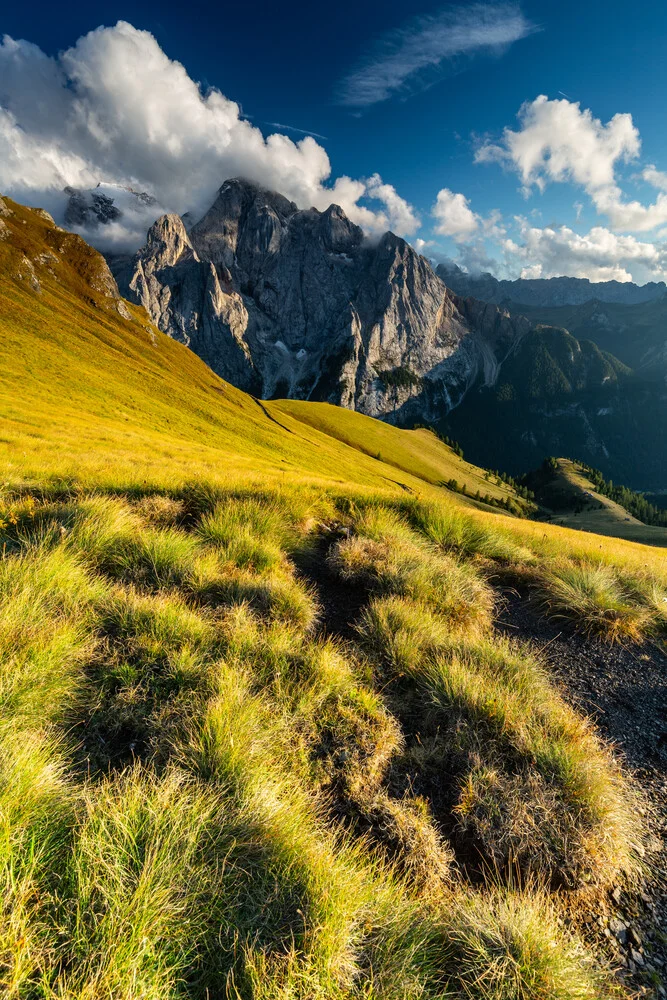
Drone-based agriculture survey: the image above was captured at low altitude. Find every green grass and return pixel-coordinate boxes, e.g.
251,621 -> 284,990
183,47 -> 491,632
538,560 -> 655,643
535,460 -> 667,547
1,197 -> 663,999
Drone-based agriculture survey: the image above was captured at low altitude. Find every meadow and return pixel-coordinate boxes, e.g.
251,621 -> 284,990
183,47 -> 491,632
1,197 -> 666,999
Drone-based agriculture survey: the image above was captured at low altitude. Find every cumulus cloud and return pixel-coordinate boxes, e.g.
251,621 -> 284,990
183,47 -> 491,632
431,188 -> 505,247
412,237 -> 435,254
365,173 -> 420,235
476,94 -> 667,232
336,3 -> 535,109
502,220 -> 667,283
0,22 -> 419,249
432,188 -> 480,238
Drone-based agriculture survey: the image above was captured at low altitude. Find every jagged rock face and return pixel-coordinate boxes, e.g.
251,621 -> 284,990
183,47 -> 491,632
64,185 -> 158,231
65,187 -> 122,228
125,214 -> 256,390
116,178 -> 532,419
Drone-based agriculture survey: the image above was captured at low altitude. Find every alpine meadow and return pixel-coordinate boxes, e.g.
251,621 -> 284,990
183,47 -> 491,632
1,5 -> 667,1000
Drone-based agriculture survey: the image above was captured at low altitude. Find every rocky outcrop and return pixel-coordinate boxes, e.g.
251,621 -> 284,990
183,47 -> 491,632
117,178 -> 532,420
125,213 -> 256,389
64,184 -> 157,231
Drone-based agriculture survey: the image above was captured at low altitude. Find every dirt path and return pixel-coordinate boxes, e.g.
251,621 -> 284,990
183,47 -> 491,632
496,588 -> 667,997
295,537 -> 667,997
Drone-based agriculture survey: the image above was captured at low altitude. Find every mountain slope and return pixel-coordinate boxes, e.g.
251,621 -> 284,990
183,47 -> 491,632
496,296 -> 667,380
0,194 -> 527,509
524,458 -> 667,546
107,179 -> 666,490
441,323 -> 667,488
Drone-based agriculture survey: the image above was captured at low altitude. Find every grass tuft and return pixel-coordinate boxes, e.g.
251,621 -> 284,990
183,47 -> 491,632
539,561 -> 654,643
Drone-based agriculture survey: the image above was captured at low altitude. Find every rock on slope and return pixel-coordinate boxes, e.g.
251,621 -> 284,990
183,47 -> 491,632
116,178 -> 531,420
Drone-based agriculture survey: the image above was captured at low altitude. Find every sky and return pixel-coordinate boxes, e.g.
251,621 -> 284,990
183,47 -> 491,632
3,0 -> 667,282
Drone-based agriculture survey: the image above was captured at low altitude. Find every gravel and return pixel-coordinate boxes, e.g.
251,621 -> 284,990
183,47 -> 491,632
496,587 -> 667,997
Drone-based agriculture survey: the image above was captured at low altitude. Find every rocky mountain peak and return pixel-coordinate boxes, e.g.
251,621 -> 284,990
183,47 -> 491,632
190,177 -> 297,266
318,203 -> 363,254
142,213 -> 196,268
117,178 -> 533,419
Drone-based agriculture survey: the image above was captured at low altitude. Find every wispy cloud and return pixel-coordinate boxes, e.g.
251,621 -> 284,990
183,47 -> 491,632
264,122 -> 329,140
335,3 -> 537,109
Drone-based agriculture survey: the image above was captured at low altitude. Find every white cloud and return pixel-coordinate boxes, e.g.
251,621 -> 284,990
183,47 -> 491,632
0,22 -> 419,249
365,173 -> 420,235
412,237 -> 435,254
476,94 -> 667,233
502,220 -> 667,283
642,164 -> 667,192
432,188 -> 480,238
336,3 -> 535,108
430,189 -> 505,253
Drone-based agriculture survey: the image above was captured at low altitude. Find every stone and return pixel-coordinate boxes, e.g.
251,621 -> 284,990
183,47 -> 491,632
628,927 -> 642,949
609,918 -> 627,945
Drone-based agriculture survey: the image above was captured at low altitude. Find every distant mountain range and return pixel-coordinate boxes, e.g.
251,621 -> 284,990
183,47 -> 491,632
436,261 -> 667,307
19,177 -> 658,490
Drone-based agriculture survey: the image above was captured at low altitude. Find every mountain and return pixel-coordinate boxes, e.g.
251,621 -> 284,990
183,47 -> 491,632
0,192 -> 526,504
436,261 -> 667,307
111,178 -> 666,489
115,177 -> 532,421
491,297 -> 667,381
441,324 -> 667,488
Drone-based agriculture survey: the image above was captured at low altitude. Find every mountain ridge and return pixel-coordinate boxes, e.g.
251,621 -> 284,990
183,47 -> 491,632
436,260 -> 667,307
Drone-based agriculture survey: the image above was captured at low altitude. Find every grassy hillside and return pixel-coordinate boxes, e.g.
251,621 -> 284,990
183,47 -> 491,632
526,459 -> 667,546
2,198 -> 667,1000
0,196 -> 531,509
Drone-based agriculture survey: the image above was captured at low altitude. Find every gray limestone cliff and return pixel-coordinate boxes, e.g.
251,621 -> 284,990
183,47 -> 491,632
116,178 -> 532,420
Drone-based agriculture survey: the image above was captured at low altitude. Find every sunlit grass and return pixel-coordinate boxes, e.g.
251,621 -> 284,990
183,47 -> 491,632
0,199 -> 659,998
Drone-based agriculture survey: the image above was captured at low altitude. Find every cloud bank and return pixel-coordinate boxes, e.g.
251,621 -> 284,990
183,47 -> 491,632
336,2 -> 535,108
476,95 -> 667,232
0,22 -> 419,249
431,94 -> 667,283
503,221 -> 667,283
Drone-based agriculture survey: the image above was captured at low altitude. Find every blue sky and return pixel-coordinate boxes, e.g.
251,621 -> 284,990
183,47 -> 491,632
3,0 -> 667,281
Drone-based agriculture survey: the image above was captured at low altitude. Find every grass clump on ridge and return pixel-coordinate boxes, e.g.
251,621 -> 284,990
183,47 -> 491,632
538,560 -> 656,644
0,485 -> 647,1000
355,592 -> 639,890
402,496 -> 534,564
328,506 -> 493,635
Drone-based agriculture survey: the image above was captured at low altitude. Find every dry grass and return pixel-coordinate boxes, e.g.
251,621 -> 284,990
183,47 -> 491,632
0,485 -> 639,1000
357,593 -> 640,890
328,506 -> 494,636
538,560 -> 656,643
